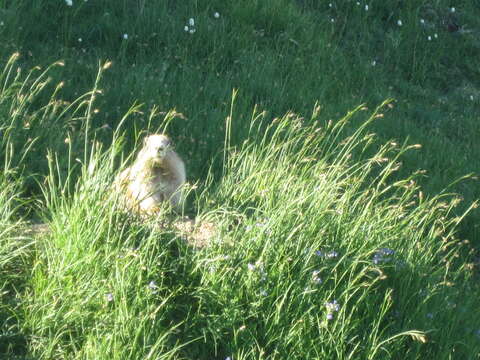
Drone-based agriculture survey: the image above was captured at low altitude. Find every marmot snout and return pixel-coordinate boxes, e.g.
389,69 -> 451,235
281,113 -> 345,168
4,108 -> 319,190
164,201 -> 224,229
114,134 -> 186,214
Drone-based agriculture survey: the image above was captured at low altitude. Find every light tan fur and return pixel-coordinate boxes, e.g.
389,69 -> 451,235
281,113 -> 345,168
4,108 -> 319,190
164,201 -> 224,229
114,134 -> 186,214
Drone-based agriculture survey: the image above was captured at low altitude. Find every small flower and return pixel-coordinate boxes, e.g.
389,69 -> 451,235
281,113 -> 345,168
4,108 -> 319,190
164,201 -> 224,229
427,35 -> 432,41
329,3 -> 333,7
105,293 -> 114,302
189,28 -> 196,34
326,251 -> 338,258
123,33 -> 128,40
434,33 -> 438,39
312,270 -> 322,284
470,95 -> 474,101
214,12 -> 220,18
65,0 -> 73,5
379,248 -> 395,256
260,289 -> 268,296
426,313 -> 434,319
78,38 -> 82,42
365,4 -> 369,11
247,263 -> 256,271
450,7 -> 455,13
325,299 -> 340,312
356,1 -> 360,5
325,299 -> 341,321
373,248 -> 395,264
372,60 -> 376,66
184,26 -> 189,32
397,19 -> 403,26
330,18 -> 335,23
148,281 -> 158,291
225,357 -> 232,360
420,19 -> 425,25
189,18 -> 195,26
316,249 -> 339,259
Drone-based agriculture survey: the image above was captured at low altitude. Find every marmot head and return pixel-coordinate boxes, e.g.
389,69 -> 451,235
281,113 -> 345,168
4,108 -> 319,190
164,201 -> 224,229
141,134 -> 174,164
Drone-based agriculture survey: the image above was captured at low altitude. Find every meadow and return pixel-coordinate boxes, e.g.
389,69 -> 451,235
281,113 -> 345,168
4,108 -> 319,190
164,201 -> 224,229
0,0 -> 479,359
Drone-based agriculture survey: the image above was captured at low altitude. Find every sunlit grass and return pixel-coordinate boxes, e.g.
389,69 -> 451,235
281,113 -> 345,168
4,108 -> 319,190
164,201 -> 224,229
0,60 -> 477,358
0,0 -> 479,358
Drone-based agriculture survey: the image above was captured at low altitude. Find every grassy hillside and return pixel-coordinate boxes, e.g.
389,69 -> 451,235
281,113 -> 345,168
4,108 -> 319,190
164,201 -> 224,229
1,0 -> 478,235
0,0 -> 479,359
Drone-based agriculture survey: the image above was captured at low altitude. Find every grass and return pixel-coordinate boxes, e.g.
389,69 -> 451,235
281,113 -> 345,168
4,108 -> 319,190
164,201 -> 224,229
0,0 -> 479,359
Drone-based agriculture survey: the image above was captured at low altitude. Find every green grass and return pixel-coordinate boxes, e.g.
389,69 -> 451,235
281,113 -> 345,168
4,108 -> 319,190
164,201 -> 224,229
0,0 -> 479,359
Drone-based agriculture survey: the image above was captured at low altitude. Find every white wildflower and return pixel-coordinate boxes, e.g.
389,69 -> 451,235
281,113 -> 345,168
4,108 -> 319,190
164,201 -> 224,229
65,0 -> 73,6
451,7 -> 455,13
189,28 -> 196,34
123,33 -> 128,40
189,18 -> 195,26
420,19 -> 425,24
184,26 -> 189,32
214,12 -> 220,18
365,4 -> 369,11
427,35 -> 432,41
397,19 -> 402,26
434,33 -> 438,38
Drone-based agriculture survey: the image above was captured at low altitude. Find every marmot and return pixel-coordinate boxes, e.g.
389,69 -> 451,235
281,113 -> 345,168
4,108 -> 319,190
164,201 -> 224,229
114,134 -> 186,214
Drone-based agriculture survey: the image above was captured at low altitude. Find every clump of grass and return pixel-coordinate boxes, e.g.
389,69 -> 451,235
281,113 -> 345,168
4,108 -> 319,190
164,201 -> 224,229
0,55 -> 37,358
0,164 -> 32,358
188,103 -> 479,358
24,145 -> 190,359
19,95 -> 479,358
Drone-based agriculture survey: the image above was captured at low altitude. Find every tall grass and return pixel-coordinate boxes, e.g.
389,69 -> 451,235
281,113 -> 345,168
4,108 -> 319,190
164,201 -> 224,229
1,0 -> 477,240
194,105 -> 479,358
0,54 -> 37,358
0,157 -> 31,358
10,78 -> 477,358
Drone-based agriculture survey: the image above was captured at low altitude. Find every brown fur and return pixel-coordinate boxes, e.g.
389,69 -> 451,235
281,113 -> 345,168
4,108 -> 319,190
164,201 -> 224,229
114,134 -> 186,214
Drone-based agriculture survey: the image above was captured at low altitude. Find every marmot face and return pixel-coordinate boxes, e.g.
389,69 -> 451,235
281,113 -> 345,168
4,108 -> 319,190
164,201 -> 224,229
141,134 -> 174,165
